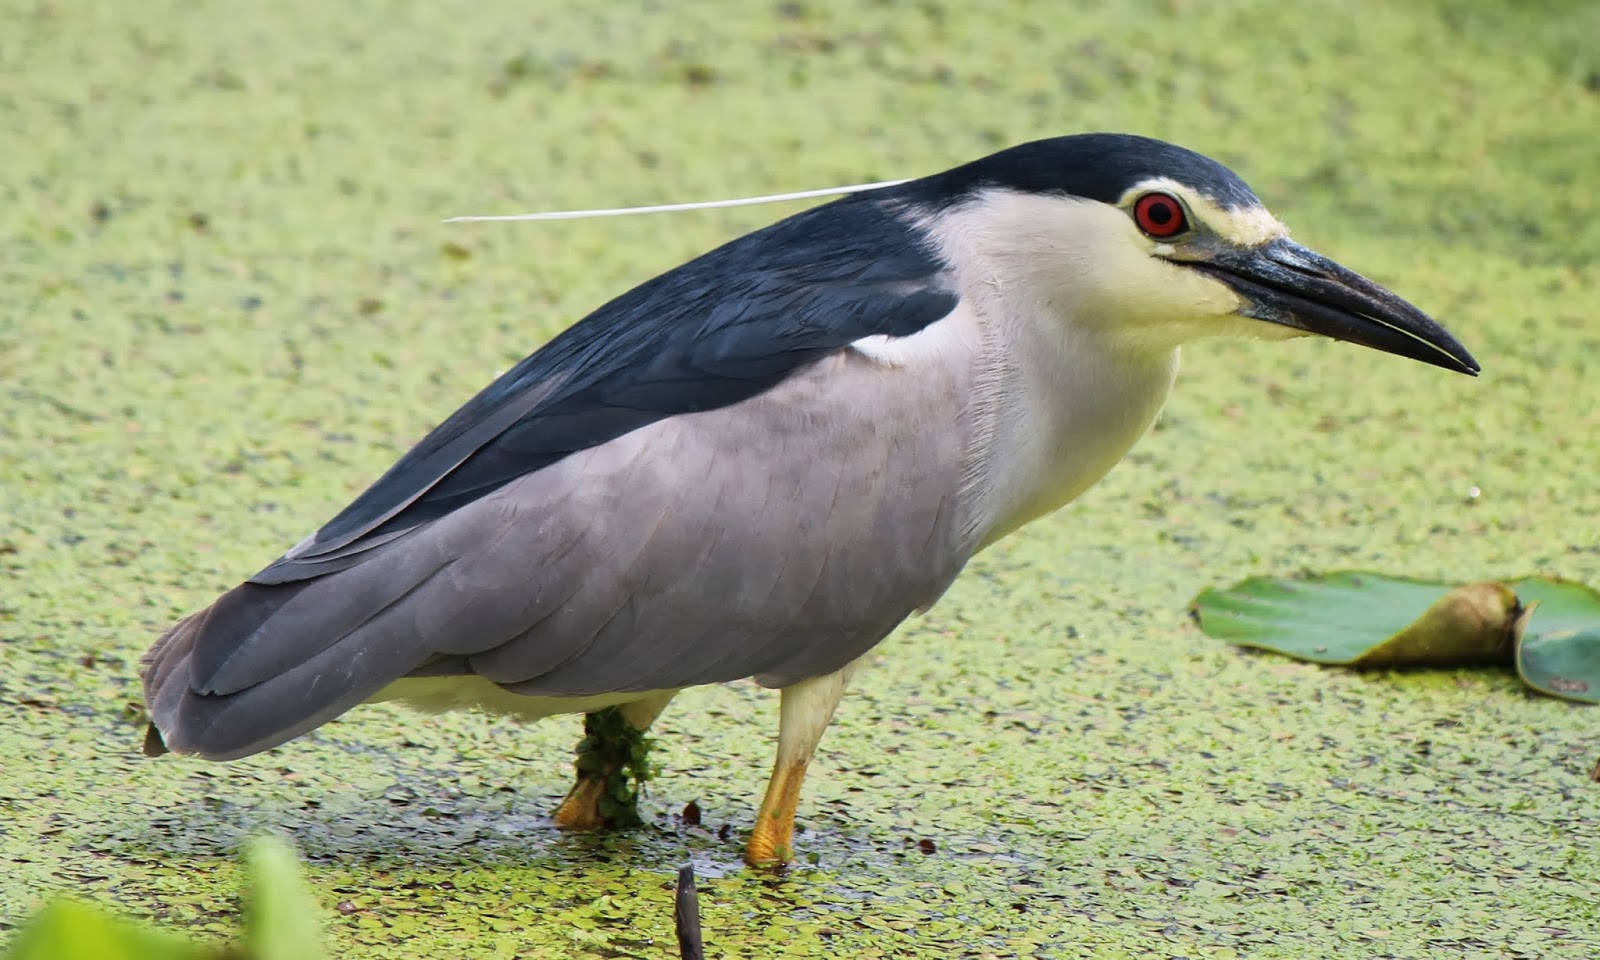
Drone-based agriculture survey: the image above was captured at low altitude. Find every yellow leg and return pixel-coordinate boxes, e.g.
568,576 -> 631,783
553,691 -> 677,830
552,776 -> 609,831
745,661 -> 859,867
746,759 -> 810,867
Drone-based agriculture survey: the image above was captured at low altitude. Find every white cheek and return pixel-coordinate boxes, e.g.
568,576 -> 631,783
1176,267 -> 1248,317
1099,241 -> 1238,323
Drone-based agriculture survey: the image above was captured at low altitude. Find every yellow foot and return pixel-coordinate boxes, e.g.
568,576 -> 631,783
552,776 -> 607,831
744,818 -> 795,868
744,759 -> 807,867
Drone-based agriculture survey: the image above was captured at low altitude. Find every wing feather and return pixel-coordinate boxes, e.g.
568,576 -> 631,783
259,193 -> 956,582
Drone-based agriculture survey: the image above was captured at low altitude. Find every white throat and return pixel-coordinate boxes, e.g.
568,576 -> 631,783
910,190 -> 1185,549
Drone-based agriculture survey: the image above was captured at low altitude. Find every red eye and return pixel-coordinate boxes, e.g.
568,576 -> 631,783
1133,192 -> 1188,239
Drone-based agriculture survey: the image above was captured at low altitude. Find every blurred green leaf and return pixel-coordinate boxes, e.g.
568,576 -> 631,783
244,836 -> 326,960
4,900 -> 208,960
4,837 -> 328,960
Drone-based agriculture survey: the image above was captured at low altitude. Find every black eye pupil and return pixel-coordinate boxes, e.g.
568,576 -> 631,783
1147,203 -> 1173,224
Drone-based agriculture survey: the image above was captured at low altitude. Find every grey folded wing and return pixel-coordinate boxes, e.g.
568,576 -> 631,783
141,189 -> 981,761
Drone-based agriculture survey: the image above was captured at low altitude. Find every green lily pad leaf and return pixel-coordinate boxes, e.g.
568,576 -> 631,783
1193,572 -> 1600,705
1192,571 -> 1522,667
1509,578 -> 1600,704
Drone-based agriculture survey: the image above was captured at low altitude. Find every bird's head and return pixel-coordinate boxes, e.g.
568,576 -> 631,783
904,134 -> 1478,375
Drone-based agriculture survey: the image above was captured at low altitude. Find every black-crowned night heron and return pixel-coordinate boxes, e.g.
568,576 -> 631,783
141,133 -> 1477,867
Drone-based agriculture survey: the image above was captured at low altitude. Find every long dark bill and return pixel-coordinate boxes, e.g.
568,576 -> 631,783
1193,238 -> 1479,376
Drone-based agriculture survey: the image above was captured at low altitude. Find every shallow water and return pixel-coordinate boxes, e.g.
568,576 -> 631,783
2,1 -> 1598,956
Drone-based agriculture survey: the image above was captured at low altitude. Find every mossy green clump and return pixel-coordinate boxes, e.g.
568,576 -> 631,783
572,708 -> 657,828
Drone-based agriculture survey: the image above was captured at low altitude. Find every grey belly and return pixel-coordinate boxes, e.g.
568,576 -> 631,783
408,345 -> 977,697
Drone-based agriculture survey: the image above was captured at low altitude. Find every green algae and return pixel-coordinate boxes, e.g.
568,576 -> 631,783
2,0 -> 1599,957
572,707 -> 658,829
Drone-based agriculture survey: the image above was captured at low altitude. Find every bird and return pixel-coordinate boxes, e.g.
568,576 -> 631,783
139,132 -> 1478,867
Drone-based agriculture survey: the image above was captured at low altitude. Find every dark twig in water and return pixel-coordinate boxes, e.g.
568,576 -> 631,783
675,864 -> 704,960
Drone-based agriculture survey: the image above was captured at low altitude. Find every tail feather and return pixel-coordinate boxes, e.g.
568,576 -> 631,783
139,556 -> 458,761
137,476 -> 598,761
139,610 -> 211,756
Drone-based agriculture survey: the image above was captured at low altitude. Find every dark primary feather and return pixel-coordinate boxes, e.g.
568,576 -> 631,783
255,191 -> 957,585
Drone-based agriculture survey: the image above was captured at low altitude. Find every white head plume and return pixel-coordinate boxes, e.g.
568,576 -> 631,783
444,179 -> 911,223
